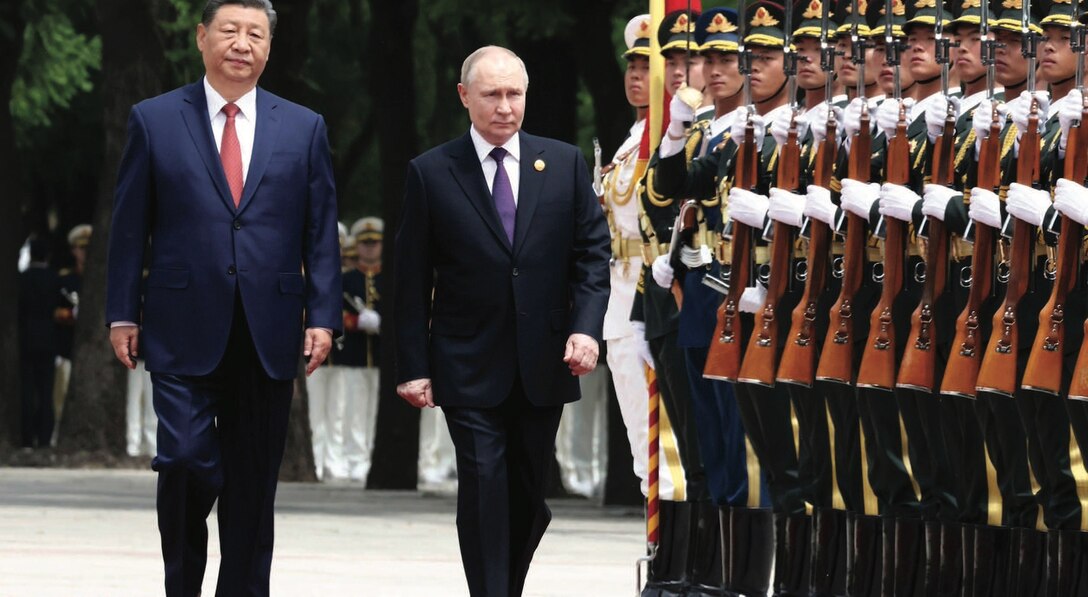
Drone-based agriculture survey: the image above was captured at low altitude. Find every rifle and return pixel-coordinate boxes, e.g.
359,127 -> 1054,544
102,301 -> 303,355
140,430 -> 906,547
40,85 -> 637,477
779,1 -> 839,387
1027,11 -> 1087,395
593,137 -> 605,200
739,0 -> 803,386
976,2 -> 1041,397
816,0 -> 871,385
897,0 -> 954,392
705,0 -> 759,381
940,2 -> 1001,398
856,0 -> 910,391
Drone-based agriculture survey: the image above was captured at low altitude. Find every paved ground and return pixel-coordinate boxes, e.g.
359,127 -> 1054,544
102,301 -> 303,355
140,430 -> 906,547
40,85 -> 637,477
0,467 -> 647,596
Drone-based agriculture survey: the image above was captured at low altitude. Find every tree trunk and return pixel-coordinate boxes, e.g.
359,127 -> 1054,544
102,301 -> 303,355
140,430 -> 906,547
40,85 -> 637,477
0,2 -> 28,450
569,0 -> 633,160
366,0 -> 421,490
59,0 -> 166,454
512,38 -> 580,144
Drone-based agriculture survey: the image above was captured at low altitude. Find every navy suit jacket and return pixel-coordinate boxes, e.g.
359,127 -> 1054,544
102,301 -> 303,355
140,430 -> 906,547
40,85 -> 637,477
106,81 -> 341,381
394,131 -> 610,408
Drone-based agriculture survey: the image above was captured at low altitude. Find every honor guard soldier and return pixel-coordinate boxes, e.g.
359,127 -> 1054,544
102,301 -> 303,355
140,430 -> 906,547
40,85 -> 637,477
601,15 -> 687,507
54,224 -> 91,445
18,238 -> 60,450
342,217 -> 383,482
631,5 -> 712,595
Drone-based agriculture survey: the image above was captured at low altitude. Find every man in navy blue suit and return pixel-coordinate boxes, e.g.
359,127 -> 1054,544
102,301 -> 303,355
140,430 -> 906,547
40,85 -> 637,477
105,1 -> 340,595
395,46 -> 611,596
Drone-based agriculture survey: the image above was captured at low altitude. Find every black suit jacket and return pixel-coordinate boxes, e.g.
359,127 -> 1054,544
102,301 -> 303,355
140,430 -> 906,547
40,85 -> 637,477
395,131 -> 610,408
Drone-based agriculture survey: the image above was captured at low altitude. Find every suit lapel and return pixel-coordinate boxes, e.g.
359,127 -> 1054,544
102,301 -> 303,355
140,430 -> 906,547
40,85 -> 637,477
513,134 -> 544,256
237,88 -> 281,215
448,133 -> 511,252
179,82 -> 236,213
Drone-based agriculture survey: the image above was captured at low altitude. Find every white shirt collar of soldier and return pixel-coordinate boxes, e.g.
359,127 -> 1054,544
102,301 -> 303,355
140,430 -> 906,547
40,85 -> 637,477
615,119 -> 646,161
710,108 -> 740,139
204,76 -> 257,182
914,91 -> 947,121
959,88 -> 992,119
763,103 -> 793,135
469,126 -> 521,203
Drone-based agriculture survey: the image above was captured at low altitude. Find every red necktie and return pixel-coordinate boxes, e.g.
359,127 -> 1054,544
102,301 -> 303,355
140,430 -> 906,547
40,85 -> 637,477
220,103 -> 243,207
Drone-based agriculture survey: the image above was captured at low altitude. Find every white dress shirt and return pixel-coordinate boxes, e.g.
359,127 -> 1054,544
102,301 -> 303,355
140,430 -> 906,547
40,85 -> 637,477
470,126 -> 521,205
204,77 -> 257,184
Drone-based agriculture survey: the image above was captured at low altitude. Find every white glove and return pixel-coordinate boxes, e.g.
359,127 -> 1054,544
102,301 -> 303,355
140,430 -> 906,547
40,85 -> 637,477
1059,89 -> 1084,151
1005,182 -> 1052,226
808,103 -> 843,144
875,97 -> 915,139
728,187 -> 770,228
770,108 -> 809,147
767,187 -> 805,227
1054,178 -> 1088,226
842,97 -> 875,139
804,185 -> 837,225
357,308 -> 381,333
630,320 -> 656,370
680,245 -> 713,268
739,284 -> 767,313
879,183 -> 921,222
968,187 -> 1002,228
922,184 -> 960,222
651,255 -> 674,288
1009,90 -> 1050,140
972,99 -> 1008,151
730,108 -> 767,149
925,95 -> 961,143
666,92 -> 697,139
840,178 -> 881,219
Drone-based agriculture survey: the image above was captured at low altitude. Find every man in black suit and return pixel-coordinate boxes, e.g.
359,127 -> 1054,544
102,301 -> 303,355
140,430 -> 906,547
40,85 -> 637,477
395,45 -> 610,597
18,238 -> 61,449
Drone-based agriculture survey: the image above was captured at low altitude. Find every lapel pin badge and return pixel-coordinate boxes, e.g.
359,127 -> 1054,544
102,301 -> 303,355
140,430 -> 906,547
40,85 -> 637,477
534,159 -> 546,172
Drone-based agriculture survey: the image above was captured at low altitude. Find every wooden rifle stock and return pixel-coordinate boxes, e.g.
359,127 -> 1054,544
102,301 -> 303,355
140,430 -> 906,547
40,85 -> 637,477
856,106 -> 911,390
816,114 -> 872,384
739,120 -> 802,386
668,201 -> 699,309
779,119 -> 838,386
897,112 -> 955,391
704,117 -> 761,381
1024,103 -> 1088,394
940,108 -> 1002,398
976,101 -> 1042,397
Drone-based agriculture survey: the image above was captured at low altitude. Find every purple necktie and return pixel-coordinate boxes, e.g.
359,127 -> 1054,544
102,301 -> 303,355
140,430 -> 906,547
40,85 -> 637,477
489,147 -> 516,244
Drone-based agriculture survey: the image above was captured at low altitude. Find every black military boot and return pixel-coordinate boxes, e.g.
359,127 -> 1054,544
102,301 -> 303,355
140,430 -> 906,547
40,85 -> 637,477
1055,530 -> 1088,596
810,508 -> 848,596
935,522 -> 962,596
688,501 -> 725,596
643,500 -> 690,597
1009,528 -> 1046,597
921,520 -> 941,595
772,513 -> 812,596
879,516 -> 896,597
730,507 -> 775,596
891,517 -> 925,597
846,513 -> 882,597
960,524 -> 976,597
969,525 -> 1013,597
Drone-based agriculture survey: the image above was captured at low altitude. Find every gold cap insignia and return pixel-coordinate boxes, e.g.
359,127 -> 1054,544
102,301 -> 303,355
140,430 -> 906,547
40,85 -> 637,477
961,0 -> 980,8
707,13 -> 739,33
1055,0 -> 1072,4
534,159 -> 546,172
671,13 -> 696,33
751,6 -> 780,27
893,0 -> 905,15
1001,0 -> 1020,8
848,0 -> 868,14
914,0 -> 935,7
803,0 -> 823,19
637,19 -> 651,38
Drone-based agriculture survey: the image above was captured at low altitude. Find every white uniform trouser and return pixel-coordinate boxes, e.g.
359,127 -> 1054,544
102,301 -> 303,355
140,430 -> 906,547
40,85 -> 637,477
307,365 -> 349,480
418,406 -> 457,485
52,357 -> 72,447
607,333 -> 680,500
125,361 -> 156,457
344,366 -> 380,482
556,363 -> 610,499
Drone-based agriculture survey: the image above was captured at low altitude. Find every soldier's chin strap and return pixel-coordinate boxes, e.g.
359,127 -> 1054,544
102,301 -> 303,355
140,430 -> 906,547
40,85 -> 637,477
1051,74 -> 1076,88
914,74 -> 941,86
962,72 -> 986,86
755,78 -> 790,107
